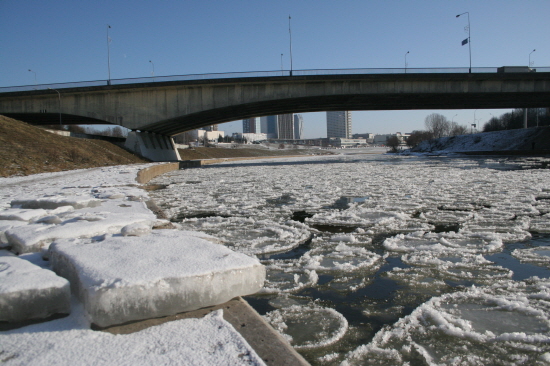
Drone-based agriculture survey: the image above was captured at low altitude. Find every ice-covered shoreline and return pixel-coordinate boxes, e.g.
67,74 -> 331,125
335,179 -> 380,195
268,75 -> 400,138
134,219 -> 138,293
405,126 -> 550,155
0,163 -> 268,366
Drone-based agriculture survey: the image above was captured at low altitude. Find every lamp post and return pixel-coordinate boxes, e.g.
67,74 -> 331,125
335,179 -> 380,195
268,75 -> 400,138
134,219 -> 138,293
529,49 -> 536,67
472,109 -> 478,133
288,15 -> 293,76
280,53 -> 284,75
452,114 -> 458,124
149,60 -> 155,77
28,69 -> 37,86
456,12 -> 471,73
405,51 -> 409,73
48,88 -> 62,126
107,25 -> 112,85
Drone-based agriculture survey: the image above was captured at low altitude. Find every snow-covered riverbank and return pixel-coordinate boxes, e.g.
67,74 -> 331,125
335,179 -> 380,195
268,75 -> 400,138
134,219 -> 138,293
0,164 -> 267,366
406,127 -> 550,155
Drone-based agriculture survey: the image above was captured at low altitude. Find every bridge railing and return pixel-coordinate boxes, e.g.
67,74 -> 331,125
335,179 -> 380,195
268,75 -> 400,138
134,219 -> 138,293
1,67 -> 549,93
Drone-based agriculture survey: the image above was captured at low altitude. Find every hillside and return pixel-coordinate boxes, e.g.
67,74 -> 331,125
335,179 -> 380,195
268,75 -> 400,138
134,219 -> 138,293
408,127 -> 550,155
0,115 -> 147,177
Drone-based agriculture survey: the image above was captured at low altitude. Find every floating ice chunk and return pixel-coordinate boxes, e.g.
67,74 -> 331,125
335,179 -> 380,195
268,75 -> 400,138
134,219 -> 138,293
264,304 -> 348,349
180,217 -> 311,255
460,216 -> 532,242
419,210 -> 473,225
384,231 -> 503,254
0,208 -> 48,221
307,207 -> 408,227
530,215 -> 550,233
512,246 -> 550,267
49,230 -> 265,327
0,309 -> 266,366
0,255 -> 70,322
260,263 -> 318,293
344,279 -> 550,365
388,251 -> 513,288
301,243 -> 382,273
11,195 -> 102,210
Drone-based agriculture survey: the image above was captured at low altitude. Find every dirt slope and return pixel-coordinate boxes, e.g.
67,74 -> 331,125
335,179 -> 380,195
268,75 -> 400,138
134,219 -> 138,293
0,115 -> 147,177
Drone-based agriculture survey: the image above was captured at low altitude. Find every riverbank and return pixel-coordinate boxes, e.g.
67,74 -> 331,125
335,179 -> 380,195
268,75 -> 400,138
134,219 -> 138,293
406,126 -> 550,155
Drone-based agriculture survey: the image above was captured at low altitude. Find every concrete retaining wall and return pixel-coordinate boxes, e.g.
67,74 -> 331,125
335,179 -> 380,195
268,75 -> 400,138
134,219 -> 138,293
136,163 -> 180,184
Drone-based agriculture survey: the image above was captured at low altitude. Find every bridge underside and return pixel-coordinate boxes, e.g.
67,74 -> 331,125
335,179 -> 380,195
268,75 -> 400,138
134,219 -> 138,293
141,91 -> 550,136
2,113 -> 112,126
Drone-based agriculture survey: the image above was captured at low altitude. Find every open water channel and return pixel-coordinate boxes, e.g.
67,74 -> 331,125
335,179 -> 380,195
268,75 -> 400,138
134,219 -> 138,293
149,150 -> 550,365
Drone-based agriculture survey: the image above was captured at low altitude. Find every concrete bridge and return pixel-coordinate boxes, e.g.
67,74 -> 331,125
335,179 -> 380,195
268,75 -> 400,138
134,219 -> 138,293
1,68 -> 549,161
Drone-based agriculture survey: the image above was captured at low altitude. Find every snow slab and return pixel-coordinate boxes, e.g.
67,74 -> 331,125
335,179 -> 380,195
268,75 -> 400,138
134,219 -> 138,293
49,230 -> 266,327
5,200 -> 156,254
0,305 -> 266,366
0,255 -> 70,322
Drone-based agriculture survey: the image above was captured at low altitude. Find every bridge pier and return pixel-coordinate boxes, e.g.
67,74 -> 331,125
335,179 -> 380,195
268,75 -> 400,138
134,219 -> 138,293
125,131 -> 181,162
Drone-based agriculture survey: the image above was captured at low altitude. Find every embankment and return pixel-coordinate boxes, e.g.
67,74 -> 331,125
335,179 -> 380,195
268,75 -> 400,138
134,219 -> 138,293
408,126 -> 550,155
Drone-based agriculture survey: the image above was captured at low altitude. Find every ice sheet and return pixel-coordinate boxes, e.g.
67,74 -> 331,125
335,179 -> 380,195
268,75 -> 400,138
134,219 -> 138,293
0,306 -> 265,366
49,230 -> 266,327
0,255 -> 70,322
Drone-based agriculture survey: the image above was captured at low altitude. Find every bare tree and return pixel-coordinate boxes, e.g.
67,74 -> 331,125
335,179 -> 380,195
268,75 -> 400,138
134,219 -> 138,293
406,130 -> 432,148
424,113 -> 450,139
449,122 -> 469,136
386,135 -> 401,153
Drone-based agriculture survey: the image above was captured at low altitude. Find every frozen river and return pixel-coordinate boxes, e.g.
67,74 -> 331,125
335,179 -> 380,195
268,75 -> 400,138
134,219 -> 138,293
149,151 -> 550,365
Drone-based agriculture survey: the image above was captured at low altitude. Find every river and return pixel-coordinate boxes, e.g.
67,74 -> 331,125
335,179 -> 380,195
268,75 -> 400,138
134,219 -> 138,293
148,150 -> 550,365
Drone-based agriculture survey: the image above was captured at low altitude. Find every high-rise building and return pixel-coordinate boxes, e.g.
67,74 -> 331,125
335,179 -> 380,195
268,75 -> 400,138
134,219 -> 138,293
277,113 -> 294,139
294,114 -> 304,139
243,118 -> 260,133
326,111 -> 352,138
260,116 -> 279,139
204,125 -> 219,131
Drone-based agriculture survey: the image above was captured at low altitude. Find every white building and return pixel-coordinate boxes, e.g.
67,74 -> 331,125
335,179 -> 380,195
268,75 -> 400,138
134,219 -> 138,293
329,138 -> 367,148
327,111 -> 352,138
188,129 -> 225,142
232,132 -> 267,142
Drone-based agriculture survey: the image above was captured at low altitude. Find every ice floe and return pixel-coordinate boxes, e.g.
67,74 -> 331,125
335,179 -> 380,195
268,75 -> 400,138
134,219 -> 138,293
264,304 -> 348,350
343,279 -> 550,365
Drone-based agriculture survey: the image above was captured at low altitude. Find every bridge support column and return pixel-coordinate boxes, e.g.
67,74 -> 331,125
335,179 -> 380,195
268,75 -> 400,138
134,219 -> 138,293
125,131 -> 181,162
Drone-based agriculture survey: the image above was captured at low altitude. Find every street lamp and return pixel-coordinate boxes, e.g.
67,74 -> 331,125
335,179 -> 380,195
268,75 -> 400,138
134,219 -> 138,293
405,51 -> 409,73
456,12 -> 471,73
452,114 -> 458,123
149,60 -> 155,77
28,69 -> 37,86
288,15 -> 293,76
107,25 -> 112,85
48,88 -> 62,126
281,53 -> 284,75
529,49 -> 536,67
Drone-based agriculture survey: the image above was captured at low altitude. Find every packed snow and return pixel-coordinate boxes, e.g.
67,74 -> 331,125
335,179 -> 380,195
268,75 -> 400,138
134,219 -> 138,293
0,164 -> 266,365
148,152 -> 550,365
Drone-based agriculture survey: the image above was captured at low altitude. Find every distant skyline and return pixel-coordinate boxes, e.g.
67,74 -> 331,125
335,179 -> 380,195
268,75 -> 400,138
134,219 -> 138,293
1,0 -> 548,137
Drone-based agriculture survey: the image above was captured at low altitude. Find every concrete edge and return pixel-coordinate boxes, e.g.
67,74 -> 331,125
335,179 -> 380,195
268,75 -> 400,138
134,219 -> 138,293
136,155 -> 314,184
100,297 -> 309,366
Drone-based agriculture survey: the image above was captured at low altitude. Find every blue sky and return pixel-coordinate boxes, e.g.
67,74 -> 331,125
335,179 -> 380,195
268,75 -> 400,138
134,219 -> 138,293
1,0 -> 548,137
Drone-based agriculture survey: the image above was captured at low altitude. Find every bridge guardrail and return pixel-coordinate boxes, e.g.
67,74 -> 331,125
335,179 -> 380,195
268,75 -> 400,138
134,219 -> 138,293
1,67 -> 549,94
